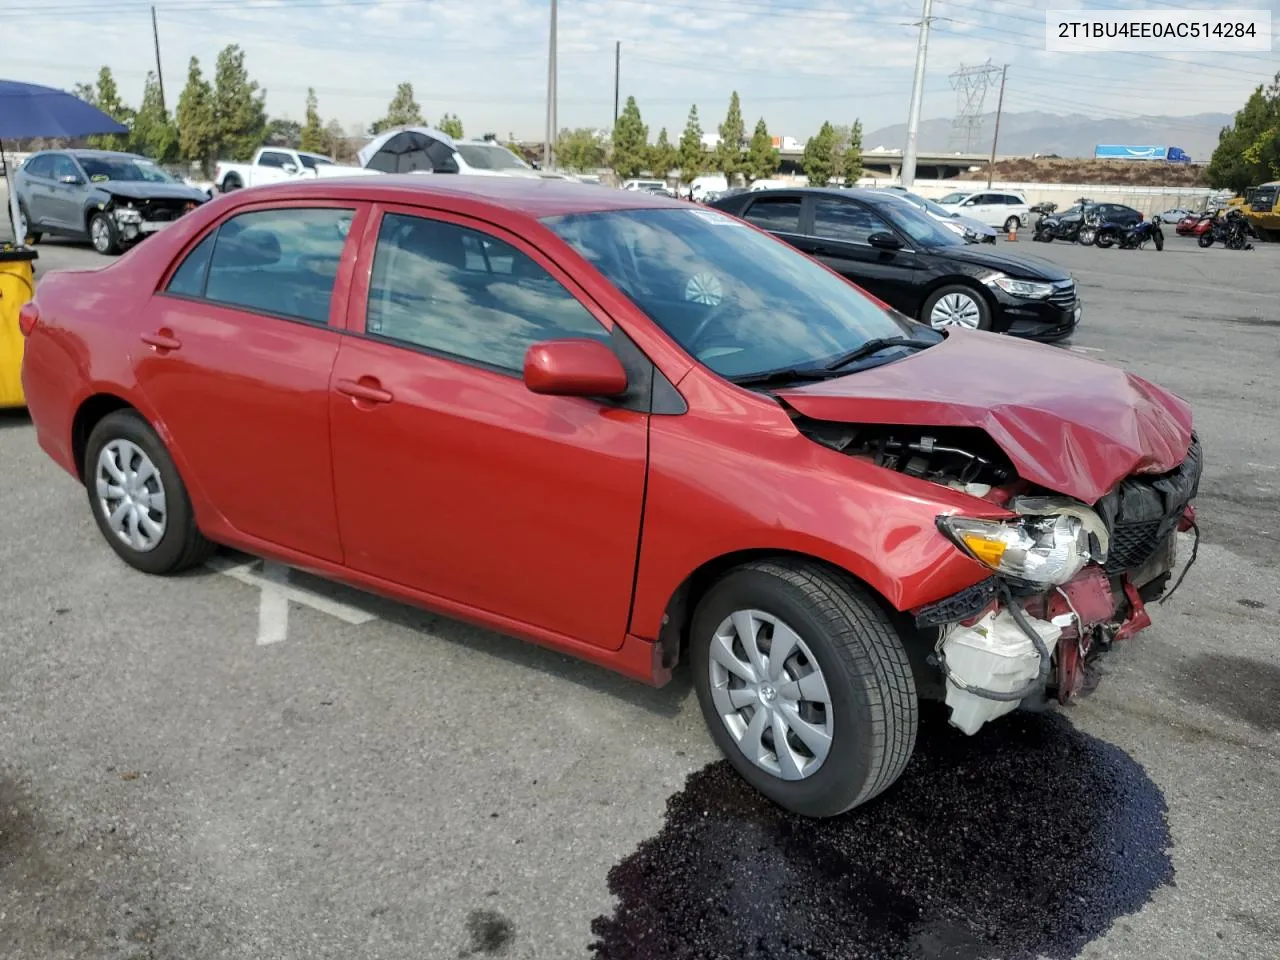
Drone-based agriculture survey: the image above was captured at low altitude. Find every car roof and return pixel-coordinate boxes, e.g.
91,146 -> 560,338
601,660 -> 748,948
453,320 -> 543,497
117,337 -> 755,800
64,149 -> 148,160
219,174 -> 685,219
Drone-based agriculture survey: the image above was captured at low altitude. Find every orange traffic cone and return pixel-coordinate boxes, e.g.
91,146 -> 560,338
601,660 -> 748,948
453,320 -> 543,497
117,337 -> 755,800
1008,223 -> 1018,241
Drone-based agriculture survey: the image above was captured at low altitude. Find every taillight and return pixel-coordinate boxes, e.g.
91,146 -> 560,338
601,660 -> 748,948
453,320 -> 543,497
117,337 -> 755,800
18,301 -> 39,337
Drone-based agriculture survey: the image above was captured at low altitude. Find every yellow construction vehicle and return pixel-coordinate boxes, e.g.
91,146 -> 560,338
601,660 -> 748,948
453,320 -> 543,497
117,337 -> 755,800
1242,181 -> 1280,241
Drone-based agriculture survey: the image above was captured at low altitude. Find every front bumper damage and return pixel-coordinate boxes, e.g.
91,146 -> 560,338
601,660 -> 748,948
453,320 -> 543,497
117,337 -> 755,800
106,197 -> 201,245
913,436 -> 1202,734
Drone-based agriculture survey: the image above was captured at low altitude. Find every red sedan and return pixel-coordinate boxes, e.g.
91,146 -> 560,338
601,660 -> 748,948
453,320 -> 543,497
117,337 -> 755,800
19,176 -> 1201,816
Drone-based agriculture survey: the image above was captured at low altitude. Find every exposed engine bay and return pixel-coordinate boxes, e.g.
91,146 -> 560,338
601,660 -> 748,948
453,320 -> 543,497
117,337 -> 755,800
793,414 -> 1203,734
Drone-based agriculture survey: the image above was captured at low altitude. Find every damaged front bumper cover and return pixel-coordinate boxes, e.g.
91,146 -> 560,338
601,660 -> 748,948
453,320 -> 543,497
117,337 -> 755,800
914,501 -> 1198,733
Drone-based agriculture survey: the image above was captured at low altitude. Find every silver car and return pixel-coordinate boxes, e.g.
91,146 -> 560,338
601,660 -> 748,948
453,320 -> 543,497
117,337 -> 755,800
862,188 -> 998,243
12,149 -> 208,255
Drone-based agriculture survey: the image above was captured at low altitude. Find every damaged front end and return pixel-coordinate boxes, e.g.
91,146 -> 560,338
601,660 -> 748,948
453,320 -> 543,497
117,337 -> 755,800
799,418 -> 1203,734
100,194 -> 202,246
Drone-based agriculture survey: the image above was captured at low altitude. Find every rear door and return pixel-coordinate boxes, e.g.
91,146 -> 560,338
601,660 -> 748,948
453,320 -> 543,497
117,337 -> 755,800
327,204 -> 650,649
46,154 -> 86,231
19,155 -> 55,225
137,200 -> 369,560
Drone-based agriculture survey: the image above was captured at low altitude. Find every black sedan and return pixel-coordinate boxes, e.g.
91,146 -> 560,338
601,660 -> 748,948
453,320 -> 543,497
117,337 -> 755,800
709,188 -> 1080,341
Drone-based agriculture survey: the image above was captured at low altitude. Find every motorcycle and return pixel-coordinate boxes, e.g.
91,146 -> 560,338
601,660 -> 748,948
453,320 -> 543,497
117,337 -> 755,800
1029,201 -> 1057,226
1075,209 -> 1104,246
1034,200 -> 1093,242
1199,208 -> 1255,250
1095,216 -> 1164,251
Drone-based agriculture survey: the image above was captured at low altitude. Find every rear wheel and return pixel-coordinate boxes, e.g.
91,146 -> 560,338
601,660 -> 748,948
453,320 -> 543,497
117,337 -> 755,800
1198,233 -> 1214,248
1095,228 -> 1116,249
221,173 -> 242,192
83,410 -> 215,575
690,560 -> 918,818
17,201 -> 41,244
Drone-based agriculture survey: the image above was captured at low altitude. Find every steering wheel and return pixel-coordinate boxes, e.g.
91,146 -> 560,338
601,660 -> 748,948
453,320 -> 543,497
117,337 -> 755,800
685,298 -> 735,353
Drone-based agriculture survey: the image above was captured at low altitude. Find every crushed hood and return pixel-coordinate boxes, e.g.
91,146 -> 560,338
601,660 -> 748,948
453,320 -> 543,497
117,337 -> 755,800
97,181 -> 209,203
775,329 -> 1193,504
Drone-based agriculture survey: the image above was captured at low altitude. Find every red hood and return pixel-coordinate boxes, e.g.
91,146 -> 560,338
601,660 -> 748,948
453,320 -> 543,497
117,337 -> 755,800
775,329 -> 1193,504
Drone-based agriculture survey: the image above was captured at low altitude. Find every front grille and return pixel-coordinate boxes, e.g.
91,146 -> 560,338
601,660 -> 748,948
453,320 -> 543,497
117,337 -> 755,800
1047,280 -> 1076,309
1097,435 -> 1202,576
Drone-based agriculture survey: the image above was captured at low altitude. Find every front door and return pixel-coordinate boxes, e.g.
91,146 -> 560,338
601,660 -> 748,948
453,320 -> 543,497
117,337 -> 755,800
799,196 -> 922,311
135,201 -> 368,561
328,206 -> 649,649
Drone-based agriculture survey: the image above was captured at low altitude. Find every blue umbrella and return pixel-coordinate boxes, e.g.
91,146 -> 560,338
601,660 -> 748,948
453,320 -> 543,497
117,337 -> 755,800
2,79 -> 130,244
0,79 -> 129,139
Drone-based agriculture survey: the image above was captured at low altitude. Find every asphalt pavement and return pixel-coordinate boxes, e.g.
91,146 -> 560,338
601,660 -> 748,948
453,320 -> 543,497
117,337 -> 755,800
2,204 -> 1279,959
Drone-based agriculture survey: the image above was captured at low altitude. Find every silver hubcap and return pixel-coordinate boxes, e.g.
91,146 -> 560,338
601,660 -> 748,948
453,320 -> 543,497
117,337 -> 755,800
96,440 -> 167,552
929,292 -> 981,330
91,217 -> 110,250
708,609 -> 834,781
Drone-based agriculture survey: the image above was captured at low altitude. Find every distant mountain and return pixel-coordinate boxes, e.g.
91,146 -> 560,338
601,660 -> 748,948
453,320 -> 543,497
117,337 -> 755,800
863,111 -> 1233,160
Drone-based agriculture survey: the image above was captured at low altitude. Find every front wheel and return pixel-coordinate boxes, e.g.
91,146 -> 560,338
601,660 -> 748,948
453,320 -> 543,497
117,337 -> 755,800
88,211 -> 120,255
1198,233 -> 1214,248
83,410 -> 216,575
1095,228 -> 1116,249
1153,229 -> 1164,251
690,560 -> 918,818
1077,226 -> 1097,246
921,284 -> 991,332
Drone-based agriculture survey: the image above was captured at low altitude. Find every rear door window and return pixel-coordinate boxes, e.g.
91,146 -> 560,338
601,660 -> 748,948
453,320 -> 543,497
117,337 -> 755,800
812,199 -> 884,244
165,206 -> 357,325
741,196 -> 802,233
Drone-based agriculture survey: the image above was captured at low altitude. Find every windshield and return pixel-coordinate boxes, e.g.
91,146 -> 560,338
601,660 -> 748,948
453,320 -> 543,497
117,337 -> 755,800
905,192 -> 964,220
872,199 -> 965,248
936,192 -> 969,205
543,208 -> 926,380
455,144 -> 530,170
298,154 -> 334,169
77,156 -> 178,184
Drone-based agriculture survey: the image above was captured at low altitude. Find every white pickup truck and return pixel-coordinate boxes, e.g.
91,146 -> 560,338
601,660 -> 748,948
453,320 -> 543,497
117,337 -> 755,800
214,147 -> 372,192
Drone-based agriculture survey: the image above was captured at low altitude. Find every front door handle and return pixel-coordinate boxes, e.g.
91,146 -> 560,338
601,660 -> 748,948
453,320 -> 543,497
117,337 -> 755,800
335,377 -> 393,404
141,330 -> 182,352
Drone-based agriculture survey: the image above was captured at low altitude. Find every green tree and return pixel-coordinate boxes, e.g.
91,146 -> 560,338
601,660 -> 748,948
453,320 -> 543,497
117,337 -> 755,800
265,118 -> 302,148
129,71 -> 178,162
714,91 -> 746,183
648,127 -> 678,180
744,118 -> 778,181
438,113 -> 464,139
677,104 -> 707,183
1207,72 -> 1280,192
611,96 -> 648,179
86,67 -> 132,151
175,57 -> 217,175
555,128 -> 606,172
802,121 -> 837,187
323,119 -> 347,159
72,82 -> 97,105
212,44 -> 267,162
299,88 -> 325,153
371,83 -> 423,134
841,118 -> 864,185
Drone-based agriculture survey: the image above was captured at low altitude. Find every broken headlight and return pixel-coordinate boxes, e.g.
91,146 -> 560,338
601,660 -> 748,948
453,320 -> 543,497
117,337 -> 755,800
938,514 -> 1093,585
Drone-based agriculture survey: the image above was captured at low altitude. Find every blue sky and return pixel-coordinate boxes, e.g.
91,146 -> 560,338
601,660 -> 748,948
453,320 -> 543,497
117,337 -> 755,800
9,0 -> 1279,143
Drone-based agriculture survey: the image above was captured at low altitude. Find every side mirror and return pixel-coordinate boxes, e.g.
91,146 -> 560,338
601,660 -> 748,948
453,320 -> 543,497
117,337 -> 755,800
523,338 -> 628,398
867,232 -> 903,250
282,162 -> 298,174
59,175 -> 82,185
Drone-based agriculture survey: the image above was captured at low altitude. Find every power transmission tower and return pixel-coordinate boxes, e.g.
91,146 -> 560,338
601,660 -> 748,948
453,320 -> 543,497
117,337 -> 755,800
949,60 -> 1002,152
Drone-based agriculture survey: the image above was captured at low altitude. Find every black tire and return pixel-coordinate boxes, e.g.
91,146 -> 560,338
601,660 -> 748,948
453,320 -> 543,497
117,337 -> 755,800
920,283 -> 992,332
690,560 -> 918,818
1077,226 -> 1097,246
1095,228 -> 1116,249
83,409 -> 215,575
1003,215 -> 1021,233
1153,228 -> 1164,251
17,202 -> 41,244
88,211 -> 120,255
221,173 -> 242,192
1198,232 -> 1213,248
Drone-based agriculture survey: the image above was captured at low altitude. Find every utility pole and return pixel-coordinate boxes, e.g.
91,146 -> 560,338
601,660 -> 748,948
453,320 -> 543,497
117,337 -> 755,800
901,0 -> 935,188
987,65 -> 1008,188
613,41 -> 621,130
544,0 -> 557,169
151,5 -> 166,114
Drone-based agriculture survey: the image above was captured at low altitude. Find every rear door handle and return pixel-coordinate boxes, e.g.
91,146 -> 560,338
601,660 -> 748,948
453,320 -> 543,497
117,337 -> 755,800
335,378 -> 393,404
141,330 -> 182,351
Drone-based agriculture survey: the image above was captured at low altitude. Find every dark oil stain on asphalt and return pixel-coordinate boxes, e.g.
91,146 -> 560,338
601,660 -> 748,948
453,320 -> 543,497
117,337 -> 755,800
462,907 -> 516,956
590,709 -> 1174,960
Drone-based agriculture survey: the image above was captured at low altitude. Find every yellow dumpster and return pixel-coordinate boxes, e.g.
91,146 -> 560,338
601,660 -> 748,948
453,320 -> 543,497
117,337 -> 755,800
0,246 -> 37,409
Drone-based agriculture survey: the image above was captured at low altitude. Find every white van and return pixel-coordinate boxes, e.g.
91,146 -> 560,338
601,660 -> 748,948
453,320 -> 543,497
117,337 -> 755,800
689,174 -> 729,201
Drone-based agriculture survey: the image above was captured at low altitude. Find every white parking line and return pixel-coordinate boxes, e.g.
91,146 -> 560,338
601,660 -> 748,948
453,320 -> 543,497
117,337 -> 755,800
206,555 -> 377,645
